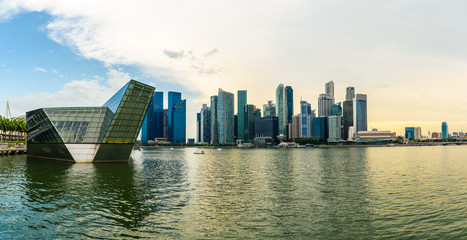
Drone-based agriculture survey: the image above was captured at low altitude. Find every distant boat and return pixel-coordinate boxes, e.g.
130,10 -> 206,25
194,150 -> 204,154
170,148 -> 174,150
217,148 -> 222,150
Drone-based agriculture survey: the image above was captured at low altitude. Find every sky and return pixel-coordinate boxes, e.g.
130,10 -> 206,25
1,0 -> 467,138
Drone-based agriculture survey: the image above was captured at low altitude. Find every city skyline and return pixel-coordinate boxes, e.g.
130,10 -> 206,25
1,1 -> 467,138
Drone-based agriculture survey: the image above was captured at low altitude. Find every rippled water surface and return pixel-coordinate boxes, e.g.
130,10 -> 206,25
0,146 -> 466,239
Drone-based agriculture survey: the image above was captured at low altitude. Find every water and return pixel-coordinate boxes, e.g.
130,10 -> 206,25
0,146 -> 466,239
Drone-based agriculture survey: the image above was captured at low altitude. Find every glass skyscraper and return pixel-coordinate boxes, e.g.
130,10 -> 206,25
318,93 -> 333,117
328,116 -> 342,142
343,87 -> 355,140
210,96 -> 219,144
313,117 -> 328,141
217,89 -> 235,143
263,100 -> 276,117
141,91 -> 164,144
172,99 -> 186,143
442,122 -> 448,139
244,104 -> 260,142
300,101 -> 314,138
168,91 -> 181,142
353,94 -> 367,132
237,90 -> 247,141
285,86 -> 293,124
332,102 -> 342,116
276,84 -> 286,135
27,80 -> 154,163
200,104 -> 211,143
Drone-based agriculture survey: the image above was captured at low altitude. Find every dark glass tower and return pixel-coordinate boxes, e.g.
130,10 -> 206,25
172,99 -> 186,143
237,90 -> 247,141
285,86 -> 293,124
168,91 -> 182,142
141,91 -> 164,144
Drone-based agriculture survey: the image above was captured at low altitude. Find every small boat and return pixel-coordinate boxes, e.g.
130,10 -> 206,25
170,148 -> 174,150
217,148 -> 222,151
194,150 -> 204,154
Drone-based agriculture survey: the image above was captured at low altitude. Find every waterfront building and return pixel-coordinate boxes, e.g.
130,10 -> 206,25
26,80 -> 154,163
343,100 -> 353,140
210,96 -> 219,144
237,90 -> 247,141
276,84 -> 287,135
346,87 -> 355,101
196,113 -> 201,143
405,127 -> 422,140
163,109 -> 168,138
168,91 -> 182,142
141,91 -> 164,144
217,89 -> 235,144
328,115 -> 342,142
313,117 -> 328,141
354,130 -> 397,142
290,114 -> 301,139
318,94 -> 333,117
263,100 -> 276,117
244,104 -> 260,142
353,94 -> 367,132
200,104 -> 211,143
325,81 -> 335,103
348,126 -> 356,141
172,99 -> 186,143
442,122 -> 448,139
332,102 -> 342,116
255,116 -> 278,143
285,86 -> 293,124
300,101 -> 314,138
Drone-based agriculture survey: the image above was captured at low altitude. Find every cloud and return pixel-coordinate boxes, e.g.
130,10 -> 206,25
204,48 -> 218,57
51,69 -> 59,74
163,49 -> 185,59
33,67 -> 47,73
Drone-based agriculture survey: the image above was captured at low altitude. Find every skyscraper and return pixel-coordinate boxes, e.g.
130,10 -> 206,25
285,86 -> 293,124
141,91 -> 164,144
346,87 -> 355,101
255,116 -> 279,143
290,114 -> 301,139
353,94 -> 367,132
276,84 -> 287,135
442,122 -> 448,139
263,100 -> 276,117
168,91 -> 182,142
244,104 -> 260,142
200,104 -> 211,143
237,90 -> 247,141
172,99 -> 186,143
210,96 -> 218,144
217,89 -> 235,144
332,102 -> 342,116
313,117 -> 328,141
196,113 -> 201,143
328,116 -> 342,142
325,81 -> 335,103
300,101 -> 313,138
318,94 -> 333,117
343,87 -> 354,140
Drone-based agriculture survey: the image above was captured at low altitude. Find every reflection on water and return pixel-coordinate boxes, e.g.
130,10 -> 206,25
0,147 -> 466,239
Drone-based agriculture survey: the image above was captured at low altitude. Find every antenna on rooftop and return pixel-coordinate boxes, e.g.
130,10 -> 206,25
5,101 -> 11,119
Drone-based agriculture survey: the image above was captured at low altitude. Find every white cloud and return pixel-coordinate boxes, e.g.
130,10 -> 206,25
33,67 -> 47,73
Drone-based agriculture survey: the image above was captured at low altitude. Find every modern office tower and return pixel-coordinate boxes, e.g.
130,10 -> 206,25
318,94 -> 333,117
353,94 -> 367,132
263,100 -> 276,117
196,113 -> 201,143
285,86 -> 293,124
163,109 -> 168,138
141,91 -> 164,144
237,90 -> 247,141
200,104 -> 211,143
325,81 -> 335,103
290,114 -> 301,139
313,117 -> 328,141
332,102 -> 342,116
405,127 -> 422,140
300,101 -> 313,138
234,115 -> 238,140
26,80 -> 154,163
442,122 -> 448,139
276,84 -> 287,135
244,104 -> 260,142
172,99 -> 186,143
168,91 -> 182,142
328,116 -> 342,142
343,101 -> 353,141
217,89 -> 235,144
255,116 -> 279,143
346,87 -> 355,101
210,95 -> 218,144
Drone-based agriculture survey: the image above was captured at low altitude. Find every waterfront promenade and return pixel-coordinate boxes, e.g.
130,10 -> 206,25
0,146 -> 27,156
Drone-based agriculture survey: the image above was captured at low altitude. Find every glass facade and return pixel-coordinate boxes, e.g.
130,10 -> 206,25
263,101 -> 276,117
300,101 -> 313,138
27,80 -> 155,163
343,100 -> 353,140
405,127 -> 415,139
168,91 -> 182,142
172,99 -> 186,143
200,104 -> 211,143
210,96 -> 218,144
217,89 -> 235,144
255,116 -> 278,143
237,90 -> 247,140
442,122 -> 448,139
332,102 -> 342,116
276,84 -> 286,135
141,91 -> 164,144
285,86 -> 293,124
313,117 -> 328,141
244,104 -> 260,143
353,94 -> 367,132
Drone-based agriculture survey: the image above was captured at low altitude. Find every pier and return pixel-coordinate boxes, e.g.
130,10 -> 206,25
0,147 -> 27,156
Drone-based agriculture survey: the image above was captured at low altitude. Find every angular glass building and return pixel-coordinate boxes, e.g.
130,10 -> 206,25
26,80 -> 155,163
